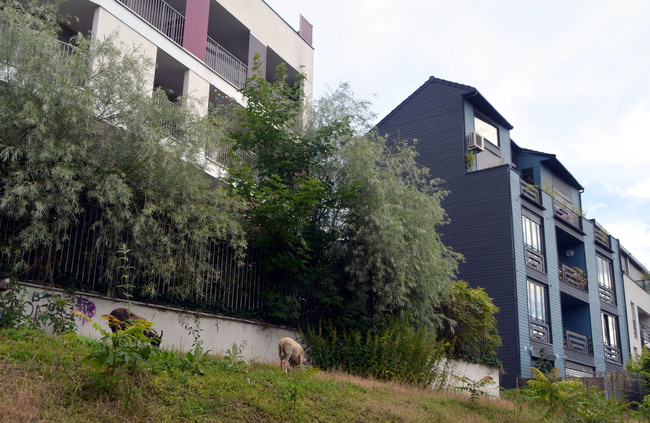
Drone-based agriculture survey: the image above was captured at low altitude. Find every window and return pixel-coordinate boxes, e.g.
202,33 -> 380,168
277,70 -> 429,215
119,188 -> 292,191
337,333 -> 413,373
474,116 -> 499,146
602,313 -> 619,347
528,279 -> 550,342
523,213 -> 545,271
523,215 -> 542,252
528,280 -> 548,322
597,256 -> 613,289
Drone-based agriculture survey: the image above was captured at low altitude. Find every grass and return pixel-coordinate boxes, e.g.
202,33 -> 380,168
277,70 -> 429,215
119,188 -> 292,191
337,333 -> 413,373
0,328 -> 568,422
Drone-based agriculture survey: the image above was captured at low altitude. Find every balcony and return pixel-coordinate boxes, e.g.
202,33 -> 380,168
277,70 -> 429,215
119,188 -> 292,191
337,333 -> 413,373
599,285 -> 615,305
530,319 -> 551,343
564,329 -> 592,355
641,323 -> 650,347
520,180 -> 541,205
205,37 -> 247,89
553,200 -> 582,230
524,246 -> 545,272
559,263 -> 587,291
604,345 -> 622,364
117,0 -> 185,45
594,226 -> 611,249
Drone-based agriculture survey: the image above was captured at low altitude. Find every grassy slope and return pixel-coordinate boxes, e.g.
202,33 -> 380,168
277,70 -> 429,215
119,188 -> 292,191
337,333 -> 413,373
0,328 -> 559,423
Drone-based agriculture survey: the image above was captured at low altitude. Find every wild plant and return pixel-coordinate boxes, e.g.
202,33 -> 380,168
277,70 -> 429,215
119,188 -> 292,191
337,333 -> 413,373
454,375 -> 495,404
73,312 -> 157,392
224,342 -> 251,370
302,319 -> 450,388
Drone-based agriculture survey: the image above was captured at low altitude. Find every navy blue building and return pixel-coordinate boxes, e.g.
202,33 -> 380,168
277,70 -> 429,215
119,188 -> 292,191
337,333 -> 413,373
377,77 -> 629,388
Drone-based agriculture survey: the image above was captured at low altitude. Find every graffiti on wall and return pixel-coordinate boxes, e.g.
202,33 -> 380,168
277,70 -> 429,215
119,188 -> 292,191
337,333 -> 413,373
20,288 -> 96,325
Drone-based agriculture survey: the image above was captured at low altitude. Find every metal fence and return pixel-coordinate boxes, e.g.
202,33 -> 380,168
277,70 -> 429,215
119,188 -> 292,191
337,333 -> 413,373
205,36 -> 247,88
0,206 -> 264,312
117,0 -> 185,45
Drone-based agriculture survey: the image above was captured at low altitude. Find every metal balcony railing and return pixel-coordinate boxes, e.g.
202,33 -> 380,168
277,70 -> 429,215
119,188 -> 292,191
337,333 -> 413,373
559,263 -> 587,291
553,200 -> 582,229
530,319 -> 551,343
205,36 -> 247,88
564,329 -> 592,354
604,345 -> 622,364
525,246 -> 545,272
117,0 -> 185,45
641,323 -> 650,347
599,285 -> 616,305
520,180 -> 541,205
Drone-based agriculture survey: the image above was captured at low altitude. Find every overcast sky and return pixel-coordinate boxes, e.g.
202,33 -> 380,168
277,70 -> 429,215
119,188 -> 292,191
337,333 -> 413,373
266,0 -> 650,269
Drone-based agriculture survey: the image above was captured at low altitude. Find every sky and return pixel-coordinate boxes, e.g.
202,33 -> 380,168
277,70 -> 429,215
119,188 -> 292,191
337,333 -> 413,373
265,0 -> 650,269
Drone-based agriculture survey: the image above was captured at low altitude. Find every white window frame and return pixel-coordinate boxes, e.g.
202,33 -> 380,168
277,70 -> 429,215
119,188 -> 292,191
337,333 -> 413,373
602,313 -> 619,347
474,115 -> 499,146
523,215 -> 543,253
528,279 -> 548,323
597,255 -> 613,289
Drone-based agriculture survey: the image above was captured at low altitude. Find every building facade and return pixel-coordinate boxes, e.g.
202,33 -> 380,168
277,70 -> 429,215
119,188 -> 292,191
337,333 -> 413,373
56,0 -> 313,175
376,77 -> 634,387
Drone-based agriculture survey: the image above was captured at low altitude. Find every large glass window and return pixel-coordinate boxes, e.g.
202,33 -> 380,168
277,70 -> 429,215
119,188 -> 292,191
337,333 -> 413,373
528,279 -> 548,322
523,215 -> 543,252
474,116 -> 499,146
597,256 -> 613,289
602,313 -> 618,347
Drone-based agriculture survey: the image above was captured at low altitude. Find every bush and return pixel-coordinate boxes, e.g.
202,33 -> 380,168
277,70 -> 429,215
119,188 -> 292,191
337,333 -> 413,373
301,319 -> 450,388
437,280 -> 502,367
516,367 -> 628,423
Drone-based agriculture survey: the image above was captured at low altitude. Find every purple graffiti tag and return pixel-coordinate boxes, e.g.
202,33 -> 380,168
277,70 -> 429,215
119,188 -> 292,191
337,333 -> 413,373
75,297 -> 96,324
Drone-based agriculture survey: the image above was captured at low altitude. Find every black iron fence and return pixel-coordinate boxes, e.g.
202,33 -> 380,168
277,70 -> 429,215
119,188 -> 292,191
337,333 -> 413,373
0,206 -> 264,313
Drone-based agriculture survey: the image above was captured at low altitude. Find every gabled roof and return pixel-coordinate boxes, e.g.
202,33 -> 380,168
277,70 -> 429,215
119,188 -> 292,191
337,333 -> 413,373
514,143 -> 584,191
377,76 -> 513,130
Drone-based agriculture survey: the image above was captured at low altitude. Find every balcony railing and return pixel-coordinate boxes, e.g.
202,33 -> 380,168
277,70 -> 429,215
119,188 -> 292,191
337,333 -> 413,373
564,329 -> 592,355
525,246 -> 545,272
599,285 -> 616,305
641,323 -> 650,347
520,181 -> 541,205
205,36 -> 248,89
205,142 -> 257,173
553,200 -> 582,230
117,0 -> 185,45
559,263 -> 587,291
530,319 -> 551,343
604,345 -> 622,364
594,226 -> 611,248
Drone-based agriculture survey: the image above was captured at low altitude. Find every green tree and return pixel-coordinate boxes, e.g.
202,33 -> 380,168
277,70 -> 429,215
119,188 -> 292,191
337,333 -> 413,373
0,1 -> 244,298
227,70 -> 462,330
437,280 -> 501,366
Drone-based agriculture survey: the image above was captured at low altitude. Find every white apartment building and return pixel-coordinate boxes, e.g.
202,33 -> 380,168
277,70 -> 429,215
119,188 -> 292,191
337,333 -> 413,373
56,0 -> 314,117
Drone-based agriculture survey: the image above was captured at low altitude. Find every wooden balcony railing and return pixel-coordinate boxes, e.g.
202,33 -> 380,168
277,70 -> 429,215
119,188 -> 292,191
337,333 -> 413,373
564,329 -> 591,354
520,181 -> 541,205
604,345 -> 622,364
525,246 -> 545,272
599,285 -> 616,305
594,226 -> 611,248
530,319 -> 551,343
559,263 -> 587,291
553,200 -> 582,230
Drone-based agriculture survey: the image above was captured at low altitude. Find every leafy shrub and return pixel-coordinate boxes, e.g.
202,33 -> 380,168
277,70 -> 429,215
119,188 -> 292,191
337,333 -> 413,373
301,319 -> 450,388
436,280 -> 502,368
0,282 -> 75,334
517,367 -> 628,423
73,313 -> 159,391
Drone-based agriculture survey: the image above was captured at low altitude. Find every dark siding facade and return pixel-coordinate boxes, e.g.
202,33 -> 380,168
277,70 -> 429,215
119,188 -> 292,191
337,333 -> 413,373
377,79 -> 521,387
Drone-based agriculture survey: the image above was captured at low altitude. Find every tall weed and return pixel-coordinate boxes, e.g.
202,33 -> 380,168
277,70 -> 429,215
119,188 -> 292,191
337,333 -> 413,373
301,319 -> 450,388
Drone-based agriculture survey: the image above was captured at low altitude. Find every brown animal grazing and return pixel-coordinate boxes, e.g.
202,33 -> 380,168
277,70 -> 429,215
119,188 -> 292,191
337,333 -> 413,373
278,337 -> 306,374
107,308 -> 163,347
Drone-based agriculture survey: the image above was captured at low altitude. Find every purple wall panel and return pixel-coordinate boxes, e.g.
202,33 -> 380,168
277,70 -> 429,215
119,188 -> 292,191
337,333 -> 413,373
183,0 -> 210,60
